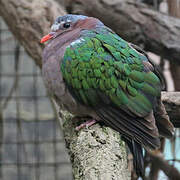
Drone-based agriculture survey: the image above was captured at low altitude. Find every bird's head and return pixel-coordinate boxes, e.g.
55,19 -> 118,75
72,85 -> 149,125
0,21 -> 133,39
40,14 -> 103,43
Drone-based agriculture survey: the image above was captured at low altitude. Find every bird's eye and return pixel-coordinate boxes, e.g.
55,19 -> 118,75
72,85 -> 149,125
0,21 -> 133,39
63,23 -> 71,29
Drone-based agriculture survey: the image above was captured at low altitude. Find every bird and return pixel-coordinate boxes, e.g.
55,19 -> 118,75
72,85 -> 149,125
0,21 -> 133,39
41,14 -> 174,176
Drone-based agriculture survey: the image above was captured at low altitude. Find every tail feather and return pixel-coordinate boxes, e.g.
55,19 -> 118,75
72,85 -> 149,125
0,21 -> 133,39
122,136 -> 144,177
96,106 -> 160,149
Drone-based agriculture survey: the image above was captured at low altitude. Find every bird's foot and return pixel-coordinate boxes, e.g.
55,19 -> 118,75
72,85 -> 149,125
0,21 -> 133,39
75,119 -> 97,131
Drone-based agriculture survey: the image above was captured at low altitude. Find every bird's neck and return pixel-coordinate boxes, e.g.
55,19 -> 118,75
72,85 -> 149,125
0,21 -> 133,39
42,22 -> 108,64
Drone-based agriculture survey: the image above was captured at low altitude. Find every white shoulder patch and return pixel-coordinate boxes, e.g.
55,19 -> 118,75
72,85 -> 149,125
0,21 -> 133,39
70,38 -> 85,46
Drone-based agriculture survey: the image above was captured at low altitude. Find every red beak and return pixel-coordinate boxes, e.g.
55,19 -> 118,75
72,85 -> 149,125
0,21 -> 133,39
40,34 -> 53,43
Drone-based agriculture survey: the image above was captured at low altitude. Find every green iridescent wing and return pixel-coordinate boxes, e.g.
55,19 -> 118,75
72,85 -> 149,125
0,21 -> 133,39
61,30 -> 161,149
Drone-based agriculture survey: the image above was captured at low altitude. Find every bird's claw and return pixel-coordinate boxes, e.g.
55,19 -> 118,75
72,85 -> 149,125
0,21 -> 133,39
75,119 -> 97,131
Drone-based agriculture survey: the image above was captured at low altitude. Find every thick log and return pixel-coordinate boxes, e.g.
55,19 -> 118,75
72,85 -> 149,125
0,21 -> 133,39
64,0 -> 180,64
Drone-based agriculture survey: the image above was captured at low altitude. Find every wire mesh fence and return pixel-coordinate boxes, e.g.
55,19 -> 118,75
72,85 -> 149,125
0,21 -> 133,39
0,17 -> 72,180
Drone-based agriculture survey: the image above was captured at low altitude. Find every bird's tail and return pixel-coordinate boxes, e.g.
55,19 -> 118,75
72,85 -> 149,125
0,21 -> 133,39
122,136 -> 144,177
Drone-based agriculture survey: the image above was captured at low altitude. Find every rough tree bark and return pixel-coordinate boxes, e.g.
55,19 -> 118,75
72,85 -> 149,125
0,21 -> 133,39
162,92 -> 180,127
60,111 -> 130,180
0,0 -> 180,179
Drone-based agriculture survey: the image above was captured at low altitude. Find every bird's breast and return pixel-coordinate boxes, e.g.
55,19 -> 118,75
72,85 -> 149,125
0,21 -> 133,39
42,50 -> 94,116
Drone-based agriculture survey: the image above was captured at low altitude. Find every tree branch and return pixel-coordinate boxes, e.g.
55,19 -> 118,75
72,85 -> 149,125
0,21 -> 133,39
162,92 -> 180,127
60,111 -> 130,180
64,0 -> 180,64
148,151 -> 180,179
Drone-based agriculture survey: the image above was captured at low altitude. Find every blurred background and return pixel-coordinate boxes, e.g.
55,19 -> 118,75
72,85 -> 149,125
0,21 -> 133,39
0,17 -> 72,180
0,0 -> 179,180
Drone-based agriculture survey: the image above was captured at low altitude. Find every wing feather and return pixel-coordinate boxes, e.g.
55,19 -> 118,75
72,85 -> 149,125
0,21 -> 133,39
61,29 -> 171,149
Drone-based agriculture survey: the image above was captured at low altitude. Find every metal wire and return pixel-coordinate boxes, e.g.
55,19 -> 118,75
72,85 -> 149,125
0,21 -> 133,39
0,17 -> 72,180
